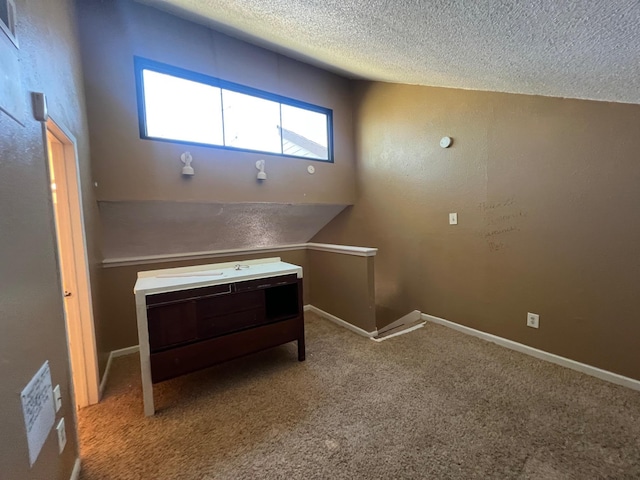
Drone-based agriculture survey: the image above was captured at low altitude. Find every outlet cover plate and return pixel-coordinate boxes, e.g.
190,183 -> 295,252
56,418 -> 66,454
527,312 -> 540,329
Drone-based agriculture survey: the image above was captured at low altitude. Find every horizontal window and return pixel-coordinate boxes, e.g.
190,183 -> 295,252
134,57 -> 333,162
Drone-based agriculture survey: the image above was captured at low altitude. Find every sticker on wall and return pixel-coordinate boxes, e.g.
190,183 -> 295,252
21,361 -> 56,467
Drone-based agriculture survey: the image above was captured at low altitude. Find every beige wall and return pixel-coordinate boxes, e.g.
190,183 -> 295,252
313,81 -> 640,380
77,0 -> 356,369
99,250 -> 308,356
76,0 -> 355,205
308,251 -> 376,333
99,201 -> 346,259
0,0 -> 102,477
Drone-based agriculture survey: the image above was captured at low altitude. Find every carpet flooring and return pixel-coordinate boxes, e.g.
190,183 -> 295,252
78,312 -> 640,479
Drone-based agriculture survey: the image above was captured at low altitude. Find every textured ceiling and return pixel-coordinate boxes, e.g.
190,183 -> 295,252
137,0 -> 640,104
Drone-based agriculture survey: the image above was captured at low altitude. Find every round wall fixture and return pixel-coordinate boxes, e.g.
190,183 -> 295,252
307,165 -> 315,174
440,136 -> 453,148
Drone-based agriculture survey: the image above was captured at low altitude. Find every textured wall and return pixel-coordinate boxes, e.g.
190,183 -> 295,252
100,201 -> 346,259
0,0 -> 101,478
77,0 -> 355,205
76,0 -> 357,373
313,81 -> 640,380
308,251 -> 376,332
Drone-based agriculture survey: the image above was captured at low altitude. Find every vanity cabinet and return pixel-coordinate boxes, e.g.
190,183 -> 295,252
134,258 -> 304,415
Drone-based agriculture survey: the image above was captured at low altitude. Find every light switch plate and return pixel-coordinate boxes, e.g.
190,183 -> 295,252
449,213 -> 458,225
53,385 -> 62,412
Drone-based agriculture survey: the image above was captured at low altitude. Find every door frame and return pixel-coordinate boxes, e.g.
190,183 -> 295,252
44,118 -> 100,407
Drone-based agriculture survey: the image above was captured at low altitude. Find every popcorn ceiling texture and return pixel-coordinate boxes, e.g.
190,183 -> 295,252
138,0 -> 640,104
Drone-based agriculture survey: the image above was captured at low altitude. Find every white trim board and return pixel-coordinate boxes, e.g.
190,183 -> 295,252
103,244 -> 307,268
99,345 -> 140,399
45,119 -> 101,408
70,458 -> 81,480
306,243 -> 377,257
305,305 -> 377,338
377,309 -> 422,335
103,242 -> 378,268
371,322 -> 425,342
422,313 -> 640,392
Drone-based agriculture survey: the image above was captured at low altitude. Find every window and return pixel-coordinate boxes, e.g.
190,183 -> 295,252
135,57 -> 333,162
0,0 -> 18,47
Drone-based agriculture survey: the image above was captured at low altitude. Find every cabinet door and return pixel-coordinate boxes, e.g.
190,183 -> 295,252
147,301 -> 197,352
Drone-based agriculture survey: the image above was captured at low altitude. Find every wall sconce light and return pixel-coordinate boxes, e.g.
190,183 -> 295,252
256,159 -> 267,180
181,152 -> 194,175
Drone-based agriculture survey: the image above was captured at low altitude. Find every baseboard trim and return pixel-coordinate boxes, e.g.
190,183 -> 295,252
111,345 -> 140,357
377,309 -> 422,335
99,345 -> 140,399
371,322 -> 425,342
305,304 -> 377,338
422,313 -> 640,392
70,458 -> 81,480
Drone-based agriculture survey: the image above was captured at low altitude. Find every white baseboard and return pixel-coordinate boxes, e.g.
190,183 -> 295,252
70,458 -> 81,480
305,305 -> 378,338
371,322 -> 425,342
422,313 -> 640,392
99,345 -> 140,398
377,309 -> 422,335
111,345 -> 140,357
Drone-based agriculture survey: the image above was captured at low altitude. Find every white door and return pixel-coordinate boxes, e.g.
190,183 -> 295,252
46,121 -> 99,408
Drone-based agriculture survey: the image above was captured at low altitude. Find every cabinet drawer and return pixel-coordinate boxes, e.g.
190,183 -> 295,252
146,283 -> 233,307
235,274 -> 298,292
150,317 -> 303,383
196,289 -> 263,318
197,307 -> 266,339
147,301 -> 197,352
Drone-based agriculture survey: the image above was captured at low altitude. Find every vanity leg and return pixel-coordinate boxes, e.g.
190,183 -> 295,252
136,297 -> 155,416
298,339 -> 305,361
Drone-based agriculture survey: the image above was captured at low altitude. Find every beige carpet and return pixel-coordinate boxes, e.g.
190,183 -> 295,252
78,312 -> 640,479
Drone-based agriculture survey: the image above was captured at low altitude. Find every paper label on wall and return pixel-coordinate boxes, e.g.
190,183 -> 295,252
21,361 -> 56,467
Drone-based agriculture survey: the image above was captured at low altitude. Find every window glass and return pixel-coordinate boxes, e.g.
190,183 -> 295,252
136,58 -> 333,161
222,90 -> 282,154
0,2 -> 9,29
280,104 -> 329,160
142,70 -> 223,146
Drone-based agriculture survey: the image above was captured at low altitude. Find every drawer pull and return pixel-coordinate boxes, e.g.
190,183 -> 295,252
148,284 -> 233,308
201,284 -> 233,297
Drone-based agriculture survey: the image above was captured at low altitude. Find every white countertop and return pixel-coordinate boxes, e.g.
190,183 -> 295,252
133,257 -> 302,297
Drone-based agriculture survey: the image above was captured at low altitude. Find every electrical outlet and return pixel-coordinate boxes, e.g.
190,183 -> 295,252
56,418 -> 66,454
527,312 -> 540,329
53,385 -> 62,412
449,213 -> 458,225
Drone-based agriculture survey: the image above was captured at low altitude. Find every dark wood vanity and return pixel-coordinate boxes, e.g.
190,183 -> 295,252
134,258 -> 304,415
